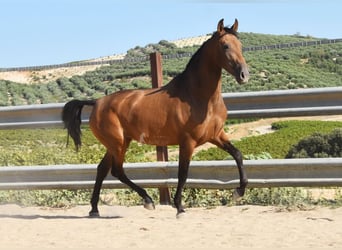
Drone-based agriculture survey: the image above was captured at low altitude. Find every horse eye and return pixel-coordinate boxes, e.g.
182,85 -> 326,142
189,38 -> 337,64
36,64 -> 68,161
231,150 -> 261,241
223,44 -> 230,50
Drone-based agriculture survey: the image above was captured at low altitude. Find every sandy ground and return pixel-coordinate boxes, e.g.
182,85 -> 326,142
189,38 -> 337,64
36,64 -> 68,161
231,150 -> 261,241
0,204 -> 341,248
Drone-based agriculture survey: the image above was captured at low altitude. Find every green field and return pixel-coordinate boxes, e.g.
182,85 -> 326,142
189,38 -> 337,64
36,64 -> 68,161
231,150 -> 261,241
1,120 -> 342,167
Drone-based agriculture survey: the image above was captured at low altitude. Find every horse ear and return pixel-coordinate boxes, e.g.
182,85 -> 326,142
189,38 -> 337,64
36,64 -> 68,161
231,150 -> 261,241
231,18 -> 239,32
217,18 -> 224,33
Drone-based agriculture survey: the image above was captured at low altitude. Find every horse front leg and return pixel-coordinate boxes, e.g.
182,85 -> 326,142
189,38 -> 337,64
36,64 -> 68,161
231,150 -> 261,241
174,141 -> 195,216
211,132 -> 248,199
223,141 -> 248,199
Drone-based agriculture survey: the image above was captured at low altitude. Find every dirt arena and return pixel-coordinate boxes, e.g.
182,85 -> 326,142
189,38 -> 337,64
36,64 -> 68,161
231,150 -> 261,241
0,204 -> 341,248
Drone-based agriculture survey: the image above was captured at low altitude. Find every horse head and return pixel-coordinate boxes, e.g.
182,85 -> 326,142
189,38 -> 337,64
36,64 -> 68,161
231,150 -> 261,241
215,18 -> 249,84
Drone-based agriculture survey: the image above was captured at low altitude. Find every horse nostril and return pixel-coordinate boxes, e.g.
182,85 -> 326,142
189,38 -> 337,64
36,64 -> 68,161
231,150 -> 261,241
239,67 -> 249,83
240,71 -> 245,80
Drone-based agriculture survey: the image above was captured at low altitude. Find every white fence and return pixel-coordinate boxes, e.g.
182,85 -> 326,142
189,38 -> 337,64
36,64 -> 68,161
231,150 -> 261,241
0,87 -> 342,129
0,158 -> 341,190
0,87 -> 342,190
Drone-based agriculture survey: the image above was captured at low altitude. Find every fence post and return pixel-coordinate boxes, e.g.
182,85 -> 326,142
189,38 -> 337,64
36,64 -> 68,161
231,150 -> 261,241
149,52 -> 171,205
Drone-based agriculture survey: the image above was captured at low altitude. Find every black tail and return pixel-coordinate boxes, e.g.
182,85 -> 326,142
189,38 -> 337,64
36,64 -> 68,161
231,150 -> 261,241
62,99 -> 96,151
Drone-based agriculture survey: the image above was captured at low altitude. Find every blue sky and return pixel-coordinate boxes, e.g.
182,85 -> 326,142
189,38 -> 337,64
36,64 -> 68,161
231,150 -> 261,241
1,0 -> 341,67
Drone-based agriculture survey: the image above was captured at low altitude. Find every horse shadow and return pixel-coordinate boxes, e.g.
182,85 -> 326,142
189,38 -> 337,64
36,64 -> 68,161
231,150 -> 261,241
0,213 -> 122,220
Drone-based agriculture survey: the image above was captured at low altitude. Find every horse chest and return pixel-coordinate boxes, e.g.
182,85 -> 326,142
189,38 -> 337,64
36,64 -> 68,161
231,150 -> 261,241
189,102 -> 226,141
191,98 -> 226,122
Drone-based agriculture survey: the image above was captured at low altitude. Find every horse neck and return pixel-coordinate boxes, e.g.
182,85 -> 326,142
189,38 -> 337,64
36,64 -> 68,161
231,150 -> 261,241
183,41 -> 223,101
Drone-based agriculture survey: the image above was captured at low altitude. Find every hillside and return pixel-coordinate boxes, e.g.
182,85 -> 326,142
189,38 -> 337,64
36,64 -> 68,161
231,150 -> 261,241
0,36 -> 210,85
0,32 -> 341,106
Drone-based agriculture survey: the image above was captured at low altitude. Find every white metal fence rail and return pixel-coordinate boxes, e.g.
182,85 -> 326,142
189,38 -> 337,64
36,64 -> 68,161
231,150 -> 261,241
1,158 -> 342,190
0,87 -> 342,129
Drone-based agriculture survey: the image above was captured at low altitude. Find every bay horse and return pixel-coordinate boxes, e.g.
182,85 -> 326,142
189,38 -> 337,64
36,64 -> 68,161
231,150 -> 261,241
62,18 -> 250,217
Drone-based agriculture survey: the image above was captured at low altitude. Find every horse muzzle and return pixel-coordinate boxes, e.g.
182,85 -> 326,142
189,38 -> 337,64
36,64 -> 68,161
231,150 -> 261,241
236,64 -> 250,84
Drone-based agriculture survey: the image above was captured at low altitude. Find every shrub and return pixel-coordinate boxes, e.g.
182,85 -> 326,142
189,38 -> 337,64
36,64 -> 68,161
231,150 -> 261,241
286,128 -> 342,158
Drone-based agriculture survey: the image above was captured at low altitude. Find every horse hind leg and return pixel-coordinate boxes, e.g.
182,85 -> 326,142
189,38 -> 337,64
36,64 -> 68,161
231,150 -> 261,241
174,140 -> 195,216
110,140 -> 155,210
89,152 -> 112,217
89,149 -> 155,217
112,165 -> 155,210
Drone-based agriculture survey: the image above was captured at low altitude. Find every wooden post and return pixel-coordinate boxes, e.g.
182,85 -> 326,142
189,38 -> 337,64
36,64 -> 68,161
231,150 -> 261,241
149,52 -> 171,205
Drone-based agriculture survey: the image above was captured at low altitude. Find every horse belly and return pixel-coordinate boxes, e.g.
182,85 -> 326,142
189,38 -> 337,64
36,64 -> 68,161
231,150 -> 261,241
127,116 -> 182,145
136,132 -> 178,146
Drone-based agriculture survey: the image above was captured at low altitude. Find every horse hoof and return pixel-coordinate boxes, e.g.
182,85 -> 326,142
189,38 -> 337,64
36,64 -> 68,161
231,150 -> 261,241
89,211 -> 100,217
144,202 -> 155,210
176,209 -> 186,219
233,188 -> 243,201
